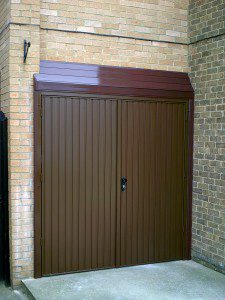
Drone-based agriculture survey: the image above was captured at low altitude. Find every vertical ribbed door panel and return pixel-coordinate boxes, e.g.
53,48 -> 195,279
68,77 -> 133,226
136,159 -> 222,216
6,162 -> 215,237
41,96 -> 188,275
41,96 -> 117,275
117,100 -> 187,266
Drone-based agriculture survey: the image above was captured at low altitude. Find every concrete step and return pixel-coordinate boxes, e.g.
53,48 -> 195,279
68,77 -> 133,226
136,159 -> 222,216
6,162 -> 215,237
22,261 -> 225,300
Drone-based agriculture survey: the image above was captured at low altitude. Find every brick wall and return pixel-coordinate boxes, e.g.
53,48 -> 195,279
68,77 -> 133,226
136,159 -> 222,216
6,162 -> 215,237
8,23 -> 40,285
2,0 -> 190,286
41,30 -> 188,71
39,0 -> 189,70
0,28 -> 10,113
0,0 -> 10,112
189,0 -> 225,42
0,0 -> 41,286
189,0 -> 225,274
3,0 -> 225,286
0,0 -> 10,30
40,0 -> 188,43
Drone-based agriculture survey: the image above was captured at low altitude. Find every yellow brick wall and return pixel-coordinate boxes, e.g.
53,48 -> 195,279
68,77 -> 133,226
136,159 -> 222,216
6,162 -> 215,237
2,0 -> 189,286
41,30 -> 188,71
39,0 -> 188,70
0,0 -> 41,286
0,0 -> 10,112
10,0 -> 40,25
40,0 -> 188,43
8,24 -> 40,286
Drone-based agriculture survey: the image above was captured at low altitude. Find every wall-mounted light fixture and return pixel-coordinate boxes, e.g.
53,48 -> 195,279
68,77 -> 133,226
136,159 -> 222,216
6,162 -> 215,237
23,40 -> 31,63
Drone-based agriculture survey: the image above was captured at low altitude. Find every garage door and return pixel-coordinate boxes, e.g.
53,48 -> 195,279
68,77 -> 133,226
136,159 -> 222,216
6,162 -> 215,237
34,61 -> 194,278
41,96 -> 117,275
118,100 -> 187,266
40,95 -> 188,276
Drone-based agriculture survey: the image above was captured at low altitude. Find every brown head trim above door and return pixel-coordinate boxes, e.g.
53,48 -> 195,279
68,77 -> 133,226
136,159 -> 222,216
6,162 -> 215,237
34,61 -> 194,99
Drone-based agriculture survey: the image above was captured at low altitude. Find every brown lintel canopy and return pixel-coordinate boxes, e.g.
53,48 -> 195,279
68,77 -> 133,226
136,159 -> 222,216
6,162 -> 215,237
34,60 -> 194,99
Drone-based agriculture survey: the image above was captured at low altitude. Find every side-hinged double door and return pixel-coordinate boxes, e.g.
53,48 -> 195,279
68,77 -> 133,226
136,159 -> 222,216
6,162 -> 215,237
40,94 -> 188,276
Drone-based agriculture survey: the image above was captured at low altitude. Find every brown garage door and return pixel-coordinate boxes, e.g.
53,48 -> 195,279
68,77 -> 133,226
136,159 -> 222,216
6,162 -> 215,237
40,94 -> 188,276
117,100 -> 187,266
41,96 -> 117,275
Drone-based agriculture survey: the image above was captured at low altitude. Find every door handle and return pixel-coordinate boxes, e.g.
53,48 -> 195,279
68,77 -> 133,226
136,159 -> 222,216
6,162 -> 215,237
121,177 -> 127,192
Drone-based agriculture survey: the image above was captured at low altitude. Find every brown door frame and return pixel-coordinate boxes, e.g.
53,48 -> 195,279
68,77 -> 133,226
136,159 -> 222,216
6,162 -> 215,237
34,62 -> 194,278
34,92 -> 42,278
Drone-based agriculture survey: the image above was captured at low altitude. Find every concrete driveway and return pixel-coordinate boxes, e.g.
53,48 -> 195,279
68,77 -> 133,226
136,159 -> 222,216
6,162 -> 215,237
23,260 -> 225,300
0,282 -> 27,300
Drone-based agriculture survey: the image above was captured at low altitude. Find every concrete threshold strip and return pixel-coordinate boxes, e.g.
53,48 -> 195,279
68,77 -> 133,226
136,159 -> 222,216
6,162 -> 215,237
22,260 -> 225,300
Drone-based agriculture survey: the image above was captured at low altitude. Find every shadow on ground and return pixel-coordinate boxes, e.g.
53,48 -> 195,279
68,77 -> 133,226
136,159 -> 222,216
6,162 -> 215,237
0,282 -> 28,300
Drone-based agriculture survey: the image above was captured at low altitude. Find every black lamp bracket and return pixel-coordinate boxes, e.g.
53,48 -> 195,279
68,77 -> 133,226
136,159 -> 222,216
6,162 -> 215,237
24,40 -> 31,63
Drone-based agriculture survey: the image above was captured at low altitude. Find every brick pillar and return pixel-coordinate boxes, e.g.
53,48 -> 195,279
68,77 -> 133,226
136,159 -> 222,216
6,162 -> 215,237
9,0 -> 40,287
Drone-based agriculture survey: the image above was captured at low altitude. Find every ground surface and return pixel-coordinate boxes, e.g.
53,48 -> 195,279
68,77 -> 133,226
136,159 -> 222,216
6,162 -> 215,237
22,260 -> 225,300
0,282 -> 28,300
